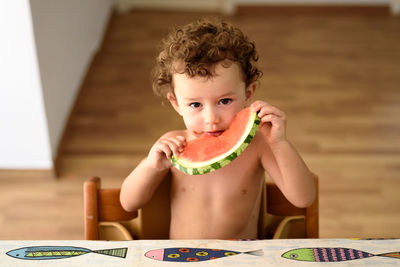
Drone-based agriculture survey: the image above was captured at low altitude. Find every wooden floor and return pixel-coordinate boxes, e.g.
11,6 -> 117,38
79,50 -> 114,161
1,8 -> 400,240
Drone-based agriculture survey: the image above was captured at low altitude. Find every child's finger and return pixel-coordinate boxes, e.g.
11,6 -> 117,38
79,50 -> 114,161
155,141 -> 173,159
258,106 -> 285,119
175,135 -> 186,143
251,101 -> 285,117
172,136 -> 186,150
260,114 -> 286,133
160,139 -> 181,157
251,100 -> 273,108
251,101 -> 268,112
166,137 -> 186,154
261,113 -> 284,123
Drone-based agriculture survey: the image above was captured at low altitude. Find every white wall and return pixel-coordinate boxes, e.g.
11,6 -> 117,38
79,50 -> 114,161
0,1 -> 52,169
30,0 -> 114,164
0,0 -> 114,169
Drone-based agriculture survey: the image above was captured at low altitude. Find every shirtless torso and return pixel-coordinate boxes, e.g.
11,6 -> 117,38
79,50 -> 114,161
168,130 -> 266,239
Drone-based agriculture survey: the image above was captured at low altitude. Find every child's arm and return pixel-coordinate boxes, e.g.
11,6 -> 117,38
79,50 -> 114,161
251,101 -> 316,208
120,133 -> 186,212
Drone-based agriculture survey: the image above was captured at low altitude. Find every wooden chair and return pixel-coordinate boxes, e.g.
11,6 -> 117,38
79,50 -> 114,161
84,175 -> 171,240
258,173 -> 319,239
84,173 -> 318,240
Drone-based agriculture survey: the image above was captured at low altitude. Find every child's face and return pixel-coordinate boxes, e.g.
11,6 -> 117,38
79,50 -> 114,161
168,62 -> 256,138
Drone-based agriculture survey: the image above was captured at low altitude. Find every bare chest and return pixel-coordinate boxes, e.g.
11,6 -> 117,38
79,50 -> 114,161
170,143 -> 264,207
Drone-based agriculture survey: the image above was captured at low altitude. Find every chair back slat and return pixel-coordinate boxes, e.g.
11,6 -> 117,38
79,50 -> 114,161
306,176 -> 319,238
84,177 -> 137,240
98,188 -> 137,221
266,182 -> 305,216
264,173 -> 319,238
83,177 -> 100,240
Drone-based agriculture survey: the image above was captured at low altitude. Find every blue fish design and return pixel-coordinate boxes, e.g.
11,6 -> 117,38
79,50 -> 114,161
145,247 -> 263,262
6,246 -> 127,260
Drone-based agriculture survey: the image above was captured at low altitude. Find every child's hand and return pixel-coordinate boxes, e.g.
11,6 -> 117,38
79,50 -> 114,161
147,135 -> 186,171
251,101 -> 287,145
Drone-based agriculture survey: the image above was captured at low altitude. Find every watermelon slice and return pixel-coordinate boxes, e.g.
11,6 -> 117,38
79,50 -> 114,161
171,107 -> 260,175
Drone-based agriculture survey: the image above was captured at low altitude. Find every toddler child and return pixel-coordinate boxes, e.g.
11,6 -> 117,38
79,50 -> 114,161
120,19 -> 315,239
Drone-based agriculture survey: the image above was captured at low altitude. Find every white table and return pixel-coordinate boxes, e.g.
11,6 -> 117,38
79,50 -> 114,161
1,239 -> 399,266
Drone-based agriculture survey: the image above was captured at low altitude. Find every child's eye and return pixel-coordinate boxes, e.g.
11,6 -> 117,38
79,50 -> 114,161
219,98 -> 232,105
189,102 -> 202,108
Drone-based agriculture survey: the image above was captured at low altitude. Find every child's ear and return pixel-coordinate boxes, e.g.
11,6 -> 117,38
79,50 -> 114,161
245,82 -> 257,105
167,91 -> 182,116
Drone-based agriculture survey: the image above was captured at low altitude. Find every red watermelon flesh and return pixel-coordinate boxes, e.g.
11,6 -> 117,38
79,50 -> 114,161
180,107 -> 254,162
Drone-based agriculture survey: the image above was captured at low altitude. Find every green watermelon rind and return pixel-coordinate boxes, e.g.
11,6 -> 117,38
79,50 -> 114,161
171,111 -> 260,175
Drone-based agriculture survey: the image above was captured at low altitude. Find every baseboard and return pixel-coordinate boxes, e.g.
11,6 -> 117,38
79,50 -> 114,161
0,169 -> 56,180
115,0 -> 236,15
114,0 -> 394,16
236,4 -> 390,15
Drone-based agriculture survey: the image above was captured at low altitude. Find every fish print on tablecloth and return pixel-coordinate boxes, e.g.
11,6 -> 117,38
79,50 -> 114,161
6,246 -> 127,260
145,247 -> 263,262
282,247 -> 400,262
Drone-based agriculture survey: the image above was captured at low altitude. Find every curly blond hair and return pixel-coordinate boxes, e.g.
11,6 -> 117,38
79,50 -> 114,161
152,19 -> 262,98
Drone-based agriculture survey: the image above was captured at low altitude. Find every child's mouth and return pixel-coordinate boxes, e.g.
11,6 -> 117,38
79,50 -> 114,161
205,130 -> 224,137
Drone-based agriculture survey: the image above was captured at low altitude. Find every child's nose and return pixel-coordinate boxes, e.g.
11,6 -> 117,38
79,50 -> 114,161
204,107 -> 220,124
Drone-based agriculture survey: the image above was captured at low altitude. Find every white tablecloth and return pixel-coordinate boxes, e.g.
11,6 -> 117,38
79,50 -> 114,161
1,238 -> 399,266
